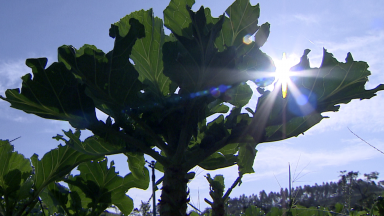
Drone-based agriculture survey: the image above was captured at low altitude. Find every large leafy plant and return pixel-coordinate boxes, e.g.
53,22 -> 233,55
1,0 -> 383,215
0,140 -> 148,216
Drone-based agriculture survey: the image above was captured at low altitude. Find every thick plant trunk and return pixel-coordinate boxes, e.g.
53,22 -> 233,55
159,165 -> 188,216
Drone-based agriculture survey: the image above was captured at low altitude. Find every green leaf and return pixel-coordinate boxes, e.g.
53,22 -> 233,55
31,144 -> 100,194
54,129 -> 126,156
334,202 -> 343,213
65,159 -> 149,215
39,182 -> 69,215
237,141 -> 257,174
164,0 -> 195,39
218,143 -> 238,155
67,177 -> 93,215
199,115 -> 228,148
213,175 -> 225,190
163,5 -> 242,94
206,100 -> 230,117
199,153 -> 237,170
215,0 -> 260,53
225,82 -> 253,107
253,49 -> 384,142
255,22 -> 270,48
124,151 -> 146,180
204,0 -> 275,86
114,9 -> 175,100
245,205 -> 265,216
265,113 -> 323,142
189,211 -> 200,216
58,17 -> 146,118
0,140 -> 32,204
0,58 -> 97,129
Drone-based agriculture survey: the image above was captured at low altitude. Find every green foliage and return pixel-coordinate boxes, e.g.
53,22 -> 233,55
0,140 -> 147,216
1,0 -> 383,214
252,49 -> 384,143
241,204 -> 384,216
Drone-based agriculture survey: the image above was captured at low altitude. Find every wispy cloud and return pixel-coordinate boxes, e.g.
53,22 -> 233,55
309,93 -> 384,133
293,14 -> 319,25
0,59 -> 29,95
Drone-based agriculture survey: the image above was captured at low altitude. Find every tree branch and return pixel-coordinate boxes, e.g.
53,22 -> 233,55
222,173 -> 243,201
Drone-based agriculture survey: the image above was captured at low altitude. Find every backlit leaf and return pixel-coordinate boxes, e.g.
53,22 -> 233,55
31,144 -> 100,194
114,9 -> 175,100
253,49 -> 384,142
65,158 -> 149,215
58,18 -> 146,117
0,58 -> 97,129
54,129 -> 126,156
164,0 -> 195,39
0,140 -> 32,211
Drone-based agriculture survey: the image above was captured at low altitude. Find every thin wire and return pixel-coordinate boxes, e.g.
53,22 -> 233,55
348,127 -> 384,155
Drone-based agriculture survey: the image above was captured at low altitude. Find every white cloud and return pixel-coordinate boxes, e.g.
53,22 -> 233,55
293,14 -> 319,25
309,93 -> 384,133
0,59 -> 30,94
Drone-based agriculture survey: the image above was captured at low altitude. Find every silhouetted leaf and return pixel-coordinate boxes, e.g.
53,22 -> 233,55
0,59 -> 97,129
31,144 -> 100,194
254,49 -> 384,142
114,9 -> 175,100
0,140 -> 32,212
58,18 -> 145,117
54,129 -> 126,156
65,158 -> 149,215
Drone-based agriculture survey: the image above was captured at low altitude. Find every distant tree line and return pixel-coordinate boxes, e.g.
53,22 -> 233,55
200,171 -> 384,215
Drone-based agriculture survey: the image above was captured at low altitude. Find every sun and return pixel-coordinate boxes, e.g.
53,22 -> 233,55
273,53 -> 298,98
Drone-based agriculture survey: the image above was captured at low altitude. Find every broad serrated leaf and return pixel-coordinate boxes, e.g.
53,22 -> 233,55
114,9 -> 175,100
55,129 -> 126,156
0,58 -> 97,129
204,3 -> 275,87
198,153 -> 237,170
39,182 -> 69,215
164,0 -> 195,39
225,82 -> 253,107
65,159 -> 149,215
0,140 -> 32,199
215,0 -> 260,54
124,151 -> 146,180
237,141 -> 257,174
163,6 -> 242,93
58,18 -> 146,118
31,144 -> 100,194
253,49 -> 384,142
67,177 -> 93,215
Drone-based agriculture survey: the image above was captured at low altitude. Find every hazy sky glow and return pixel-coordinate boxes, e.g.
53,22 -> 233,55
1,0 -> 384,212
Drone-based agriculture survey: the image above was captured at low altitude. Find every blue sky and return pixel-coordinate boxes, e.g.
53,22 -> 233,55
1,0 -> 384,212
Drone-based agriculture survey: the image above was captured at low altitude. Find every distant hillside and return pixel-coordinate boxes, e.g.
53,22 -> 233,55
201,171 -> 384,215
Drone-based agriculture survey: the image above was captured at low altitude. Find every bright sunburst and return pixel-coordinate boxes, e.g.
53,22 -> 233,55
273,53 -> 299,98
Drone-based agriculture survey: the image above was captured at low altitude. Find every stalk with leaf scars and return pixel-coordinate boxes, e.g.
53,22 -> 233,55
204,173 -> 243,216
1,0 -> 384,215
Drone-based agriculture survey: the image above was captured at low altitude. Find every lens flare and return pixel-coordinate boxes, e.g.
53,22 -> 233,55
243,34 -> 252,45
